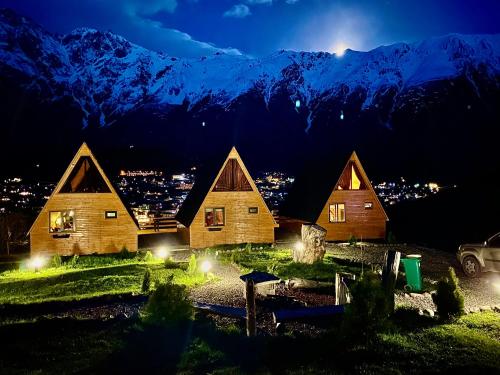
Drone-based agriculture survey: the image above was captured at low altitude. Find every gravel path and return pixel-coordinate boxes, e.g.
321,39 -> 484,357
327,243 -> 500,311
189,262 -> 245,307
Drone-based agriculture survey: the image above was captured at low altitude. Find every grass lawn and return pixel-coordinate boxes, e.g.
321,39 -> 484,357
0,254 -> 207,305
0,311 -> 498,374
211,245 -> 361,281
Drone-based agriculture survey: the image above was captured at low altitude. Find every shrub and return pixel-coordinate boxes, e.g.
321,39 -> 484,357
143,250 -> 154,262
432,267 -> 464,321
348,235 -> 357,247
387,231 -> 397,244
141,275 -> 193,326
187,254 -> 198,275
68,254 -> 79,268
165,257 -> 180,269
51,254 -> 62,268
244,243 -> 252,252
142,268 -> 152,293
342,272 -> 391,342
119,246 -> 133,259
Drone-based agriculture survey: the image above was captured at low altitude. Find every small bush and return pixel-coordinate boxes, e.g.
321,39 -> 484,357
187,254 -> 198,275
244,243 -> 252,252
342,272 -> 391,342
119,246 -> 134,259
165,257 -> 180,269
432,267 -> 464,321
51,254 -> 62,268
141,275 -> 193,326
348,235 -> 357,247
143,250 -> 154,262
68,254 -> 79,268
142,268 -> 152,293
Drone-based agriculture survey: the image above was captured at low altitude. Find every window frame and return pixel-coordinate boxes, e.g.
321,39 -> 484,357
49,210 -> 76,233
329,203 -> 346,223
364,202 -> 373,209
248,207 -> 259,214
204,207 -> 225,227
105,210 -> 118,219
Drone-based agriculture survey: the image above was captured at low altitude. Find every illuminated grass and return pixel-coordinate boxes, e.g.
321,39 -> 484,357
211,246 -> 360,281
0,261 -> 207,305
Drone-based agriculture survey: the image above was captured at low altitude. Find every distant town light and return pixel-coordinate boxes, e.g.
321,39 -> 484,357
295,99 -> 301,109
202,121 -> 206,127
340,110 -> 344,120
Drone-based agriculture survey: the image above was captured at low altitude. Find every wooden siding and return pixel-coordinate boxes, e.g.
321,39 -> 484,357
30,193 -> 138,256
189,191 -> 276,248
316,189 -> 386,241
188,147 -> 277,249
29,143 -> 138,256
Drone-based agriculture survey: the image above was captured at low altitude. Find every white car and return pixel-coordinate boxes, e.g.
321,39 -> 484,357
457,232 -> 500,277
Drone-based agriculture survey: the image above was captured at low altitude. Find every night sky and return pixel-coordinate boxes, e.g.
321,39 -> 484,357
1,0 -> 499,57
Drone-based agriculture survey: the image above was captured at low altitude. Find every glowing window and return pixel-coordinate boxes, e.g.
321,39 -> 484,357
329,204 -> 345,223
248,207 -> 258,214
105,211 -> 117,219
364,202 -> 373,209
49,210 -> 75,233
205,208 -> 225,227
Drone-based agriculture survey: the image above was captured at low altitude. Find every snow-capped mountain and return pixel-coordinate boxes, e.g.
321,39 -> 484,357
1,8 -> 499,130
1,7 -> 500,181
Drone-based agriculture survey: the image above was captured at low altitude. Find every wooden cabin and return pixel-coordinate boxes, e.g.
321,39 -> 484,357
280,151 -> 388,241
176,147 -> 278,248
29,143 -> 138,256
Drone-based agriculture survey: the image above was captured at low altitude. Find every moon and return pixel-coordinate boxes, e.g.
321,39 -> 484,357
331,41 -> 348,57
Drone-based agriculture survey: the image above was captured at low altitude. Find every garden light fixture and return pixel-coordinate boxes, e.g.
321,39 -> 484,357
155,246 -> 169,259
28,256 -> 46,272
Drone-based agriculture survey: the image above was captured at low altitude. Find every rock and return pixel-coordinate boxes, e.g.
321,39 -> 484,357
423,292 -> 431,298
494,305 -> 500,313
480,305 -> 492,312
410,293 -> 423,298
418,309 -> 424,316
404,293 -> 411,299
293,224 -> 327,264
469,307 -> 480,313
424,309 -> 435,317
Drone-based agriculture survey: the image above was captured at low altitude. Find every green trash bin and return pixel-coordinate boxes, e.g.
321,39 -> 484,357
401,254 -> 422,292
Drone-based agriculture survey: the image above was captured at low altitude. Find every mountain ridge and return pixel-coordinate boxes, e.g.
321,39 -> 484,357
1,7 -> 499,130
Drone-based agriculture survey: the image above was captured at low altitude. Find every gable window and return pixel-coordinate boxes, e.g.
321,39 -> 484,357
105,210 -> 117,219
205,208 -> 225,227
49,210 -> 75,233
248,207 -> 258,214
59,156 -> 111,193
337,161 -> 366,190
329,204 -> 345,223
364,202 -> 373,209
213,158 -> 252,192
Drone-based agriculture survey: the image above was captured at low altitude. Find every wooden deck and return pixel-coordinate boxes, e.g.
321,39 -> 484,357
137,217 -> 178,235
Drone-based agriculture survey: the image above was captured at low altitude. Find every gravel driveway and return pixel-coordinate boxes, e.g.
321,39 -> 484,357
327,242 -> 500,311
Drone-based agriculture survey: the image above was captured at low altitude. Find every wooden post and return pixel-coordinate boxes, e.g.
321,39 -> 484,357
245,279 -> 256,337
381,250 -> 401,313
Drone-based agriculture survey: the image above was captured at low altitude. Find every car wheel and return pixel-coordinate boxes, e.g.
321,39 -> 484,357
462,256 -> 480,277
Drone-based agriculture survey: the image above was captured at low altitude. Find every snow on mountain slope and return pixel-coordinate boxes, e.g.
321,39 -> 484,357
1,8 -> 499,128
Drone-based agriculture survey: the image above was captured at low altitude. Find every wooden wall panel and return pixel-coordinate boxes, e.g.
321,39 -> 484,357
316,190 -> 387,241
30,193 -> 138,256
189,191 -> 276,248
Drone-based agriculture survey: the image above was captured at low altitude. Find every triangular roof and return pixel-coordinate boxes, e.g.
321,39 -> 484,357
280,151 -> 388,222
176,146 -> 277,227
29,142 -> 138,233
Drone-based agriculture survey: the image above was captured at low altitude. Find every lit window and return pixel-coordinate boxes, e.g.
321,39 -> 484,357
205,208 -> 225,227
248,207 -> 258,214
329,204 -> 345,223
364,202 -> 373,209
105,211 -> 117,219
49,210 -> 75,233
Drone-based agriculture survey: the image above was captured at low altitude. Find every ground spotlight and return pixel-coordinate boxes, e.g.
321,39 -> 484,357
28,256 -> 46,272
155,246 -> 169,259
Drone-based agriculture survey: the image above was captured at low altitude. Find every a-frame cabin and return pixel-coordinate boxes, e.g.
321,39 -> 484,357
281,151 -> 388,241
176,147 -> 278,248
29,143 -> 138,256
